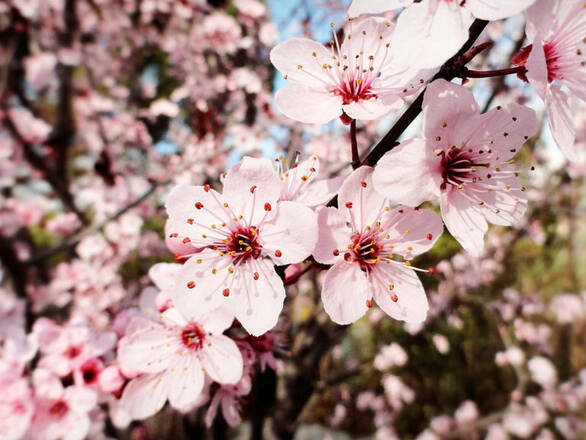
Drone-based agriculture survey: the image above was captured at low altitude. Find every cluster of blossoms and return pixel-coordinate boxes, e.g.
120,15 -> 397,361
1,0 -> 585,438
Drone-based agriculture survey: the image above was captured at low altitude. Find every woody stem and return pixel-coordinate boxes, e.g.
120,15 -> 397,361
350,119 -> 360,169
462,66 -> 527,78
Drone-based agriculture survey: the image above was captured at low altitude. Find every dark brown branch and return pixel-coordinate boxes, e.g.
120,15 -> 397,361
461,66 -> 526,79
350,119 -> 359,169
362,19 -> 489,167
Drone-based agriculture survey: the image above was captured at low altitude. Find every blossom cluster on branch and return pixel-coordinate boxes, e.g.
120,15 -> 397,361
0,0 -> 585,439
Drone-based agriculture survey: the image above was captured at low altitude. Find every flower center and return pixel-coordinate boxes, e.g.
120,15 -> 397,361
181,323 -> 206,351
345,231 -> 381,273
439,147 -> 488,191
64,346 -> 81,359
49,400 -> 69,419
225,226 -> 262,263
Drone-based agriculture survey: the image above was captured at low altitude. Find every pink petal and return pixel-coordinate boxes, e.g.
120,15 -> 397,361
547,85 -> 577,162
392,1 -> 469,69
117,322 -> 174,375
274,83 -> 343,124
199,307 -> 235,335
467,0 -> 535,20
171,251 -> 231,321
313,206 -> 351,265
63,386 -> 97,413
381,207 -> 443,260
295,175 -> 345,208
440,189 -> 488,257
166,357 -> 205,412
466,102 -> 539,161
338,166 -> 386,232
373,139 -> 441,207
269,38 -> 333,85
223,157 -> 282,225
227,259 -> 286,336
423,79 -> 480,144
32,369 -> 64,400
165,184 -> 228,241
526,35 -> 548,100
321,262 -> 369,325
343,97 -> 399,121
148,263 -> 182,292
372,262 -> 429,323
200,335 -> 243,384
119,372 -> 169,420
260,201 -> 317,265
479,175 -> 527,227
348,0 -> 413,17
342,17 -> 395,72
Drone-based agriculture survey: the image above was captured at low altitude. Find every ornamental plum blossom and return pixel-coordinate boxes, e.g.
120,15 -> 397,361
166,157 -> 318,336
270,17 -> 428,124
118,306 -> 243,420
313,166 -> 443,325
348,0 -> 536,68
373,80 -> 539,256
511,0 -> 586,162
27,369 -> 97,440
32,318 -> 117,377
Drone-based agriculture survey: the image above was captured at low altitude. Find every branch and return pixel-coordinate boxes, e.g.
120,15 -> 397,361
350,119 -> 359,169
362,19 -> 489,167
24,146 -> 233,265
460,66 -> 526,79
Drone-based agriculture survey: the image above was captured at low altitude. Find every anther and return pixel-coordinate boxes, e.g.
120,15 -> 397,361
222,288 -> 230,297
264,203 -> 272,211
274,250 -> 282,257
187,281 -> 195,289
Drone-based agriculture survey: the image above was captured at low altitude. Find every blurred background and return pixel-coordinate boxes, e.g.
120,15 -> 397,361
0,0 -> 585,439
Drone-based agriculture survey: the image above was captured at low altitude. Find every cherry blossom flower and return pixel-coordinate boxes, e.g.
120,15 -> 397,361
313,166 -> 443,325
0,372 -> 34,440
511,0 -> 586,162
166,157 -> 317,336
27,369 -> 97,440
348,0 -> 536,68
373,80 -> 539,256
270,17 -> 428,124
32,318 -> 117,377
117,306 -> 243,420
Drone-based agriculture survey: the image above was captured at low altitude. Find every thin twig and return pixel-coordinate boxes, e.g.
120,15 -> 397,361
24,146 -> 232,265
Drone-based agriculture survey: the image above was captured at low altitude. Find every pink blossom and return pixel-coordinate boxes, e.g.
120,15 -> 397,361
348,0 -> 536,68
27,369 -> 97,440
382,374 -> 415,409
432,334 -> 450,354
118,306 -> 243,419
454,400 -> 478,426
313,166 -> 443,325
166,157 -> 317,336
373,342 -> 408,371
512,0 -> 585,162
32,318 -> 116,377
528,356 -> 558,389
0,372 -> 34,440
373,80 -> 539,256
270,17 -> 428,124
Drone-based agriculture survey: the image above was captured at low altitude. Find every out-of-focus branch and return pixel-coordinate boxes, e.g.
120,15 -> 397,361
23,146 -> 233,265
